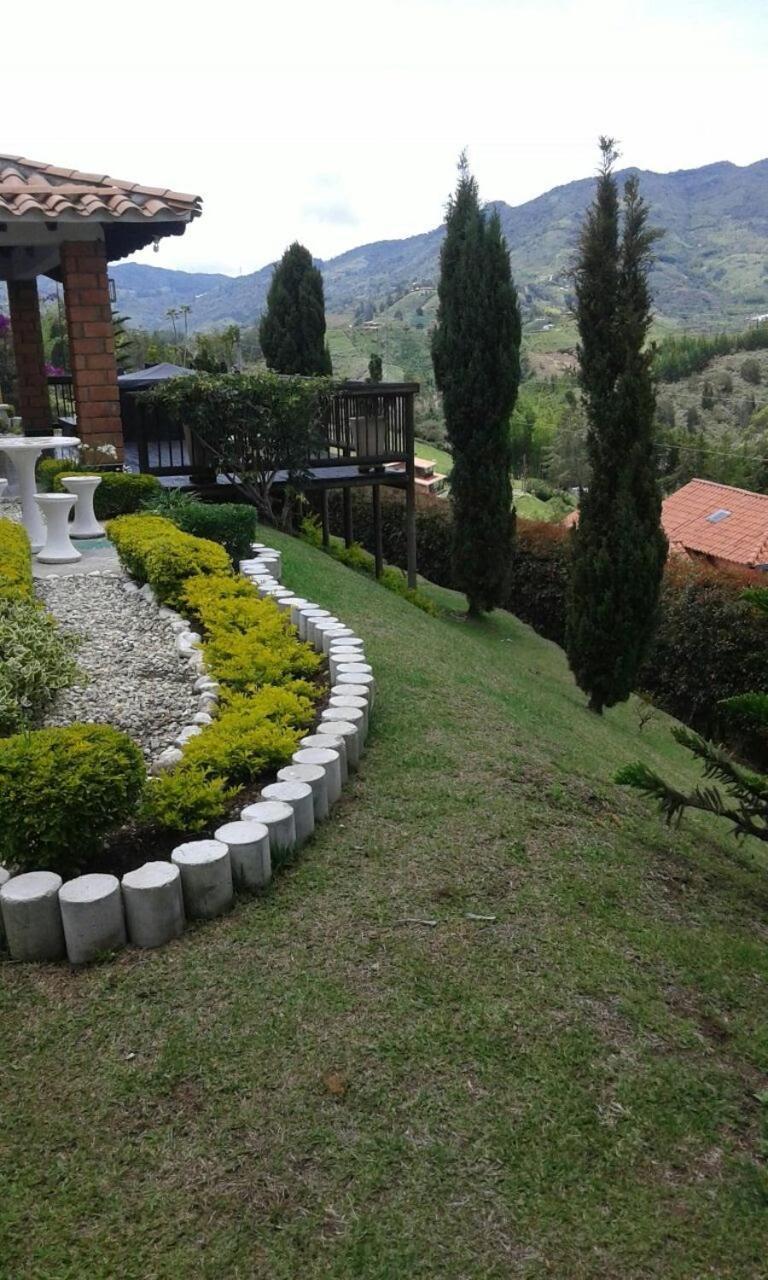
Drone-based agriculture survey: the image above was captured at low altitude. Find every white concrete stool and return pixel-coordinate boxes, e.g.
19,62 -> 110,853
335,672 -> 376,705
292,600 -> 318,628
0,866 -> 9,948
329,694 -> 369,738
301,731 -> 348,781
59,873 -> 126,965
298,609 -> 329,641
277,763 -> 329,822
261,781 -> 315,844
172,839 -> 233,919
214,820 -> 271,890
292,747 -> 342,805
122,861 -> 185,948
61,474 -> 104,537
0,870 -> 65,962
317,718 -> 361,769
322,704 -> 365,743
34,493 -> 81,563
240,799 -> 296,857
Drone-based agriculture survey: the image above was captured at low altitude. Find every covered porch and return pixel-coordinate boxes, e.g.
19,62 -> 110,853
0,155 -> 201,458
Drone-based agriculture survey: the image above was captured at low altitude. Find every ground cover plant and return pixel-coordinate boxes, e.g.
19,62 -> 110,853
2,529 -> 767,1278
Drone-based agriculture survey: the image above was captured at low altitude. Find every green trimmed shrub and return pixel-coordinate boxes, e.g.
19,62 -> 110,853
142,768 -> 234,834
0,518 -> 33,602
0,598 -> 80,735
0,724 -> 145,874
38,460 -> 161,517
143,495 -> 258,566
107,514 -> 232,609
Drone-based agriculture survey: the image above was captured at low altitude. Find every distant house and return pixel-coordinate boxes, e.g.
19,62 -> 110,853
386,456 -> 447,495
562,478 -> 768,571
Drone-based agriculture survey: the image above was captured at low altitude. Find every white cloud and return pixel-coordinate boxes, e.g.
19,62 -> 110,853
3,0 -> 767,276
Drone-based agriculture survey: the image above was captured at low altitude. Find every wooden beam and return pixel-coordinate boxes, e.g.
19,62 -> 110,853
372,484 -> 383,579
343,488 -> 353,548
404,389 -> 418,588
320,488 -> 330,547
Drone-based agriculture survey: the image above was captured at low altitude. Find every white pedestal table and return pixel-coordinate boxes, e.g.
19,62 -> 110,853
0,436 -> 81,552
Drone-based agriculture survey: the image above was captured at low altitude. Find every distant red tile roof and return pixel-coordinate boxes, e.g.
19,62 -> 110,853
0,155 -> 201,224
561,478 -> 768,568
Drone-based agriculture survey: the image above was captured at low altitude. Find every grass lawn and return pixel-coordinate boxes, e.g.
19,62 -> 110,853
415,438 -> 453,476
2,533 -> 768,1278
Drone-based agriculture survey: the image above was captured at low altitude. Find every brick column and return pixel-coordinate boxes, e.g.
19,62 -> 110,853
61,240 -> 123,459
7,279 -> 51,432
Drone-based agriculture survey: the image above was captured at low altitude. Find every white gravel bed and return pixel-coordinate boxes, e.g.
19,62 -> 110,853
37,574 -> 199,759
0,498 -> 22,523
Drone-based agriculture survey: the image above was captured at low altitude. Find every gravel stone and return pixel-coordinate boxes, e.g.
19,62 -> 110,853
38,574 -> 199,761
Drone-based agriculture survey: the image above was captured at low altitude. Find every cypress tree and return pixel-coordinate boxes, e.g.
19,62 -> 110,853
566,140 -> 667,713
259,242 -> 332,376
431,155 -> 521,615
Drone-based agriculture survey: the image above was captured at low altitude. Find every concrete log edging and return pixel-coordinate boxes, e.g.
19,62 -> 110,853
0,542 -> 373,965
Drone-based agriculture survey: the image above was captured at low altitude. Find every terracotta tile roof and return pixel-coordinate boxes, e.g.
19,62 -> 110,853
0,155 -> 201,224
661,478 -> 768,567
561,478 -> 768,568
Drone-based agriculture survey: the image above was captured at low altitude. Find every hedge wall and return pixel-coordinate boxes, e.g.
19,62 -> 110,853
322,489 -> 768,748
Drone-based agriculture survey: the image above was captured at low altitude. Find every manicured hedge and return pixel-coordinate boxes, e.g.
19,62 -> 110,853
324,488 -> 768,749
0,598 -> 80,736
0,518 -> 34,602
38,459 -> 161,517
166,501 -> 257,566
107,513 -> 232,609
0,724 -> 145,875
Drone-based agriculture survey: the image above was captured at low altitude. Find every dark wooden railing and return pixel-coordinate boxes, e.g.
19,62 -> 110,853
48,374 -> 76,424
46,375 -> 418,481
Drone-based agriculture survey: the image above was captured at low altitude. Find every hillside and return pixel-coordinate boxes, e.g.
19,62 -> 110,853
109,157 -> 768,334
4,530 -> 767,1278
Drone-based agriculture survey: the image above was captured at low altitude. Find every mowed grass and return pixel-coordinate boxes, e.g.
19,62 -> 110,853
2,532 -> 768,1279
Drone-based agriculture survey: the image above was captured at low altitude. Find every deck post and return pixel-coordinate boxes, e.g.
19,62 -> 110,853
372,483 -> 384,579
404,389 -> 417,589
320,488 -> 330,547
343,488 -> 353,548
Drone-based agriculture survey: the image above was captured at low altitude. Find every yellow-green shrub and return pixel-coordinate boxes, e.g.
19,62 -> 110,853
0,724 -> 144,874
0,518 -> 33,602
107,513 -> 232,609
181,572 -> 322,692
143,768 -> 234,834
182,708 -> 302,786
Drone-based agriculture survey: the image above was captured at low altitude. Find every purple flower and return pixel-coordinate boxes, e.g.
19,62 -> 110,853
0,313 -> 10,336
44,363 -> 65,375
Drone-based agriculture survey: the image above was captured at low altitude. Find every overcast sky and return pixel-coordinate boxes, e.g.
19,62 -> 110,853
5,0 -> 767,278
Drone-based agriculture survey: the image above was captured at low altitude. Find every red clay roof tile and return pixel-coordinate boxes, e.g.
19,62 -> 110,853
0,155 -> 201,225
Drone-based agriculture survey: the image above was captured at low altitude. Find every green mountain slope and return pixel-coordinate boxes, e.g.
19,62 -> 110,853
109,158 -> 768,333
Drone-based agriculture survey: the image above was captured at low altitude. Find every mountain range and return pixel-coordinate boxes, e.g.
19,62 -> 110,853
104,157 -> 768,334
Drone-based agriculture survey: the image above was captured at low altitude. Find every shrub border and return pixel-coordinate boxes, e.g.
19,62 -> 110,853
0,538 -> 373,965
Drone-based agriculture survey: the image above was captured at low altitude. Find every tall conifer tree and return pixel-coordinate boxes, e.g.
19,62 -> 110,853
432,155 -> 521,615
259,242 -> 332,375
566,140 -> 667,713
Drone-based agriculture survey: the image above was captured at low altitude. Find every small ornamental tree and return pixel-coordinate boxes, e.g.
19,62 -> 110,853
259,242 -> 332,376
431,154 -> 522,615
368,352 -> 383,382
146,371 -> 332,527
566,139 -> 667,713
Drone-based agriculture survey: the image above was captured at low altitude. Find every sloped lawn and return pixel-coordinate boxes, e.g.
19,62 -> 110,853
2,531 -> 767,1279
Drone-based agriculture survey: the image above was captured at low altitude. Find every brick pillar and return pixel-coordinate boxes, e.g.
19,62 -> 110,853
7,279 -> 51,432
61,240 -> 123,460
